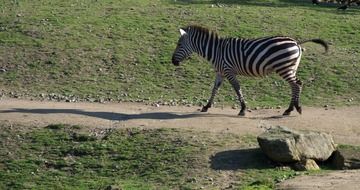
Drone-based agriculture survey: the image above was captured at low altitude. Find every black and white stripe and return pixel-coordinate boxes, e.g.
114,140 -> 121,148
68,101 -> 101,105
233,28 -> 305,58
172,25 -> 328,116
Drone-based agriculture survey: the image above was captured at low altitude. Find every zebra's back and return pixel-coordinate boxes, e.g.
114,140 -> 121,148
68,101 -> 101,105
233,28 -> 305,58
223,36 -> 301,77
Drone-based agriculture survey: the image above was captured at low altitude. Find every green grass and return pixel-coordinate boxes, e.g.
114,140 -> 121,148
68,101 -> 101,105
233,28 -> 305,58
0,123 -> 324,190
0,0 -> 359,107
337,144 -> 360,151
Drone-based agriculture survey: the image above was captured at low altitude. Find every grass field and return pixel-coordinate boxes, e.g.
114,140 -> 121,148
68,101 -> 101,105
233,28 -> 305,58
0,1 -> 359,188
0,123 -> 324,190
0,0 -> 359,108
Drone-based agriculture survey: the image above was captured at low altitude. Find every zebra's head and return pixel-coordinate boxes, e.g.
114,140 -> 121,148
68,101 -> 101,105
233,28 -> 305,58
172,28 -> 192,66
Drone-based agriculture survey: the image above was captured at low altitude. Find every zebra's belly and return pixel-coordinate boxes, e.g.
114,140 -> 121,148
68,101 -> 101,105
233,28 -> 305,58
233,66 -> 273,77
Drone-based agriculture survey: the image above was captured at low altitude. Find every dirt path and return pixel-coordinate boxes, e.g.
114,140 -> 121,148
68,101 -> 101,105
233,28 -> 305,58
1,98 -> 359,145
0,98 -> 360,189
277,169 -> 360,190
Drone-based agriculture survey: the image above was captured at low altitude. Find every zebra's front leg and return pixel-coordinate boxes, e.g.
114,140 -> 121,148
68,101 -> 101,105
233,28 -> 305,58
228,76 -> 247,116
201,73 -> 224,112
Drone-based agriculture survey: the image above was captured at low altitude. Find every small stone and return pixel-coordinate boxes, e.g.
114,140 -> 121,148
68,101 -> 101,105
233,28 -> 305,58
96,98 -> 105,103
324,105 -> 329,108
278,166 -> 292,170
247,109 -> 252,112
154,103 -> 160,107
276,106 -> 282,109
0,68 -> 6,72
293,159 -> 320,171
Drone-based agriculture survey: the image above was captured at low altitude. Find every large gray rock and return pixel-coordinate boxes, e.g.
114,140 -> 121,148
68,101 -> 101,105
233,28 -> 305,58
257,126 -> 336,163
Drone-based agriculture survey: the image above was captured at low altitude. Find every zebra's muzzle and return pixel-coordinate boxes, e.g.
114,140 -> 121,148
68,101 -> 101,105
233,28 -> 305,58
172,57 -> 180,66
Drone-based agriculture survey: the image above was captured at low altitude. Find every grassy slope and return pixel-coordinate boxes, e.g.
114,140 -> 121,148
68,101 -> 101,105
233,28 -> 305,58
0,0 -> 359,108
0,124 -> 322,190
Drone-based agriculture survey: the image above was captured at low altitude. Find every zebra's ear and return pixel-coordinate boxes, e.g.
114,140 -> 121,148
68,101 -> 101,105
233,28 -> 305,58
179,28 -> 187,36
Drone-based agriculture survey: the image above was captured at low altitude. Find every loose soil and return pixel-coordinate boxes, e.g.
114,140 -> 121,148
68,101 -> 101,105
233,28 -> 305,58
0,98 -> 359,189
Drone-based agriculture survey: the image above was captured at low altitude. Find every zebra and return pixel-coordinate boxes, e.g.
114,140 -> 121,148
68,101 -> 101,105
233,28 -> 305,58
171,25 -> 328,116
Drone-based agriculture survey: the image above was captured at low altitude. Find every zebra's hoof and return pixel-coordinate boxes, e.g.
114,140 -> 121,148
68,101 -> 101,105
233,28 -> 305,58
238,111 -> 245,116
201,107 -> 208,112
296,106 -> 302,114
282,111 -> 291,116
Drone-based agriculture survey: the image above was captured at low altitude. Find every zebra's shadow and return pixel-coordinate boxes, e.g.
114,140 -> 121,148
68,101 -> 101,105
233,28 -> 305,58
0,108 -> 259,121
0,108 -> 296,122
0,108 -> 205,121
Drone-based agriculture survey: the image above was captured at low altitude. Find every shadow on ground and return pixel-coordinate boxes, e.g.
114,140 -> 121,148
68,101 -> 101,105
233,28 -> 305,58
0,108 -> 204,121
210,148 -> 273,170
0,108 -> 289,121
0,108 -> 290,121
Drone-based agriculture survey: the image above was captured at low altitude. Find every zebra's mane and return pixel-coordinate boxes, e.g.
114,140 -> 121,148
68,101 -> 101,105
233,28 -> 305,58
186,25 -> 219,37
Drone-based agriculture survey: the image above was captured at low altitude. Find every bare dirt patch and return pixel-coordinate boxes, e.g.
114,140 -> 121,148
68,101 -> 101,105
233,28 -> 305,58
277,169 -> 360,190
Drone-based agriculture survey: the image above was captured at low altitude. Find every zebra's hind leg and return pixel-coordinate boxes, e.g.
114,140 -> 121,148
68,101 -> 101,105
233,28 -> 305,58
201,73 -> 223,112
283,78 -> 302,116
227,76 -> 247,116
294,79 -> 303,114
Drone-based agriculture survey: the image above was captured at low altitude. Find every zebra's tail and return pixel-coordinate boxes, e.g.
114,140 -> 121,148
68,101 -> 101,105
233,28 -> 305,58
298,39 -> 329,54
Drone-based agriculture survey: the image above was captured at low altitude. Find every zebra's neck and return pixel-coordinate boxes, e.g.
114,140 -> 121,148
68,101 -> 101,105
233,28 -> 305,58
189,30 -> 223,63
